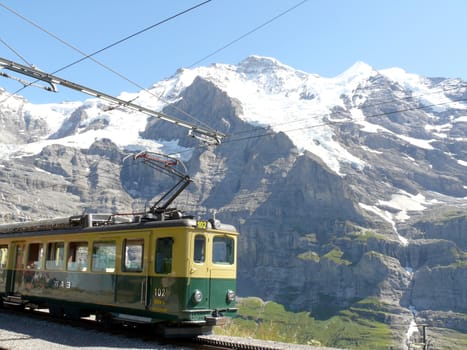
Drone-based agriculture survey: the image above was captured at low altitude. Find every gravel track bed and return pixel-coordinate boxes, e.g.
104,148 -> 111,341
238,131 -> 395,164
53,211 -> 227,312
0,311 -> 346,350
0,311 -> 192,350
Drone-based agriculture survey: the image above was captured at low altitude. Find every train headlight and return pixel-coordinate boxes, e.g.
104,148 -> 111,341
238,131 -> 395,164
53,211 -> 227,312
226,289 -> 236,303
192,289 -> 203,304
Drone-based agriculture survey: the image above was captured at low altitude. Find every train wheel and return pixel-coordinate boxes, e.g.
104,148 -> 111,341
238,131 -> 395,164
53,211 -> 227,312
96,311 -> 113,329
49,305 -> 64,318
64,307 -> 83,320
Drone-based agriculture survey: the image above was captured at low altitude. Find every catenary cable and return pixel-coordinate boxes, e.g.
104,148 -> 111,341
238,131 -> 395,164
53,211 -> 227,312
214,79 -> 467,141
223,96 -> 467,143
5,94 -> 465,212
3,0 -> 462,139
165,94 -> 467,159
1,1 -> 466,150
0,0 -> 211,75
188,0 -> 309,68
0,37 -> 33,66
0,1 -> 217,131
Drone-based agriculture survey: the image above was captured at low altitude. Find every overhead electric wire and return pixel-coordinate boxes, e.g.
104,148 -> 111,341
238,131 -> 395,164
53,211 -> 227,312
0,0 -> 211,75
189,0 -> 309,68
0,0 -> 217,132
0,37 -> 32,66
1,1 -> 466,150
183,0 -> 467,142
221,81 -> 467,140
251,99 -> 467,143
0,0 -> 312,132
5,93 -> 466,205
3,0 -> 460,132
1,2 -> 464,222
164,93 -> 467,160
0,0 -> 311,133
226,96 -> 467,143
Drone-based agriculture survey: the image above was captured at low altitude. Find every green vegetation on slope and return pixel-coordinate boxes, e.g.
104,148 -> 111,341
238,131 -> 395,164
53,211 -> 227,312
322,247 -> 351,265
215,297 -> 393,349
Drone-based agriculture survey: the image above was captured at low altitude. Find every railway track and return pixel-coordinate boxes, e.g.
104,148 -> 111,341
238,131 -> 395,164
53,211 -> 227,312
0,307 -> 344,350
195,335 -> 335,350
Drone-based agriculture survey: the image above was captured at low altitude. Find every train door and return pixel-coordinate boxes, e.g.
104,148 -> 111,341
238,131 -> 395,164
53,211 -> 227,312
190,234 -> 209,306
116,238 -> 148,309
150,235 -> 177,313
8,242 -> 25,294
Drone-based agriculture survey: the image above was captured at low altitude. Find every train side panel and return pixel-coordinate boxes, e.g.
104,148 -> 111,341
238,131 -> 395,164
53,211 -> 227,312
0,220 -> 237,332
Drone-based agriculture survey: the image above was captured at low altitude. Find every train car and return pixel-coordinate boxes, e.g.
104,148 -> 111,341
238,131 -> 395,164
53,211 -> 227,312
0,212 -> 238,336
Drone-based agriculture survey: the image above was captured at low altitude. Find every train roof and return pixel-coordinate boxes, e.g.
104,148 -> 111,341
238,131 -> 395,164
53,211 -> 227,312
0,212 -> 237,237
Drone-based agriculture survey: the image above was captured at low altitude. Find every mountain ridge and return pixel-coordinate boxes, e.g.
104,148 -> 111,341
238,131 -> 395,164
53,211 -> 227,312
1,55 -> 466,349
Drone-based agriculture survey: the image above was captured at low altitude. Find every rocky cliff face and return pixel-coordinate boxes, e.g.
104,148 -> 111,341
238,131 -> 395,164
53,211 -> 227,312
0,57 -> 466,348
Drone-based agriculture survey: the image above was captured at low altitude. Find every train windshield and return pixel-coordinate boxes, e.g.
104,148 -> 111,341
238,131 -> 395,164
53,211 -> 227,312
194,235 -> 205,263
212,236 -> 234,264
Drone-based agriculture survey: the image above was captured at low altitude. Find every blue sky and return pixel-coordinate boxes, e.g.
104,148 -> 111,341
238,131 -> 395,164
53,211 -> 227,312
1,0 -> 466,103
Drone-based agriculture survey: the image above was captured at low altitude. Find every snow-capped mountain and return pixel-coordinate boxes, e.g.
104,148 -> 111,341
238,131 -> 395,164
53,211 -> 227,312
1,55 -> 466,348
5,56 -> 465,175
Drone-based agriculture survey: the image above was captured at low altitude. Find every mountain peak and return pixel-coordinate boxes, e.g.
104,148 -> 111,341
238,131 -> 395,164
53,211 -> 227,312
336,61 -> 376,82
237,55 -> 304,76
1,56 -> 466,346
239,55 -> 285,68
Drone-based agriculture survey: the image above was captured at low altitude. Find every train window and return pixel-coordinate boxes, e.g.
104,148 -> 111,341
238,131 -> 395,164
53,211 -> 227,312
68,242 -> 88,271
27,243 -> 44,269
194,235 -> 205,263
212,237 -> 234,264
123,239 -> 143,272
92,241 -> 116,273
46,242 -> 64,270
0,246 -> 7,269
155,237 -> 173,274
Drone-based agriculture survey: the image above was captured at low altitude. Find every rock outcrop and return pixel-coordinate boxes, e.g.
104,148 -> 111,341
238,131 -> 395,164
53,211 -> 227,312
1,57 -> 466,348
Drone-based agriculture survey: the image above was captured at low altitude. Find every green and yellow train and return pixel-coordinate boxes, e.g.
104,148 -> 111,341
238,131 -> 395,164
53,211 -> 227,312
0,212 -> 238,336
